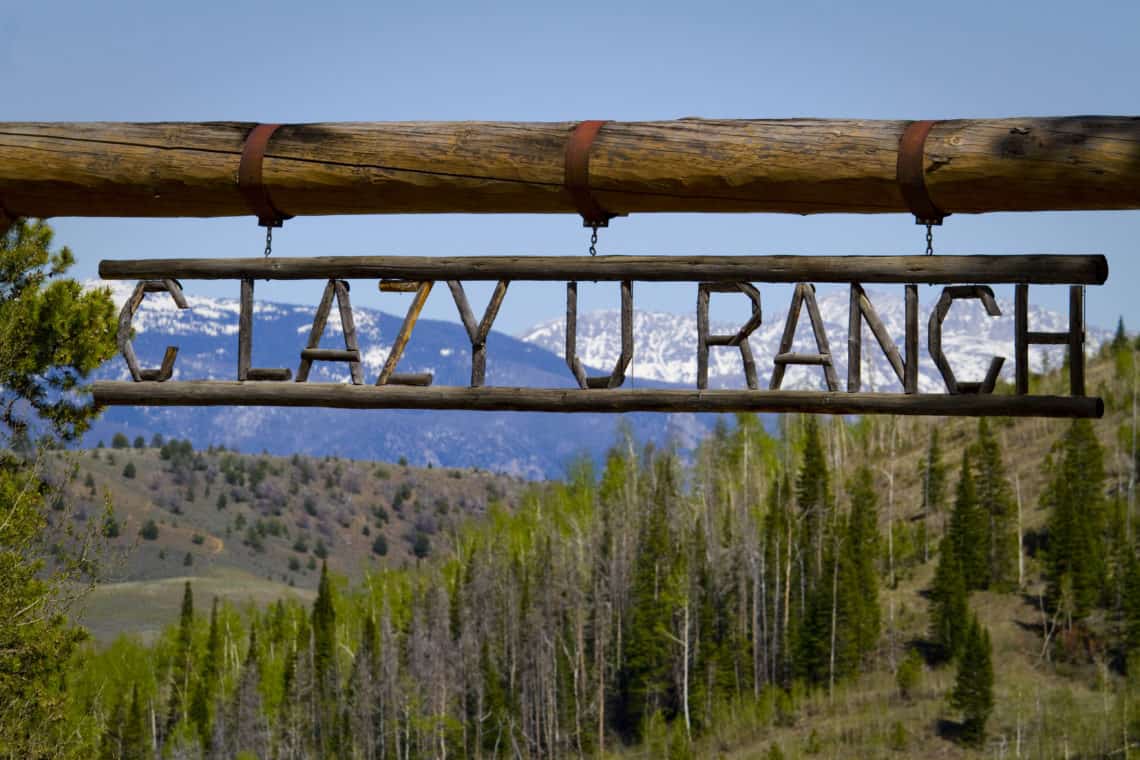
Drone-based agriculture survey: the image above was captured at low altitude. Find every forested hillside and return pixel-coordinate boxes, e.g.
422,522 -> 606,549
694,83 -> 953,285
55,331 -> 1140,759
38,443 -> 528,643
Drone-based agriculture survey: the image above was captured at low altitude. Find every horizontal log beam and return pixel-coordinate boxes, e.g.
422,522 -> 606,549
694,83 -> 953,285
91,381 -> 1103,419
98,254 -> 1108,285
2,118 -> 1139,218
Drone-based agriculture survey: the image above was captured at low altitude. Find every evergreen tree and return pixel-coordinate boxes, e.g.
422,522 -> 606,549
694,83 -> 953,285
121,685 -> 148,760
950,616 -> 994,746
620,456 -> 679,735
796,416 -> 831,587
972,419 -> 1018,590
1113,316 -> 1129,350
918,427 -> 948,560
0,219 -> 116,755
229,626 -> 268,759
1123,552 -> 1140,659
311,561 -> 339,755
190,597 -> 221,749
842,465 -> 881,668
165,581 -> 195,738
947,452 -> 988,590
1044,420 -> 1107,618
930,538 -> 970,661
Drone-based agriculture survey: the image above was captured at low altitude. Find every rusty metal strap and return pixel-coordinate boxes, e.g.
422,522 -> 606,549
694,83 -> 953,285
239,123 -> 293,228
896,120 -> 947,225
565,120 -> 619,228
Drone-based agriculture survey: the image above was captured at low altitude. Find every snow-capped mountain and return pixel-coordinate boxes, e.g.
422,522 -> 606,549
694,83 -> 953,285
86,282 -> 708,479
85,282 -> 1106,478
519,288 -> 1108,393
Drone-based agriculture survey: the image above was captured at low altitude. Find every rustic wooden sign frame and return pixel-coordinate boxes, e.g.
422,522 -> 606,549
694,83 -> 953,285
91,254 -> 1105,418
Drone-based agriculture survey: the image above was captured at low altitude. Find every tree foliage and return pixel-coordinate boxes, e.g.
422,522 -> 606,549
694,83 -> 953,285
0,219 -> 116,757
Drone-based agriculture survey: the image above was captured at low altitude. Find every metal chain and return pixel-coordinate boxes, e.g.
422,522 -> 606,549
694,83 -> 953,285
588,225 -> 599,257
925,223 -> 934,256
263,226 -> 274,258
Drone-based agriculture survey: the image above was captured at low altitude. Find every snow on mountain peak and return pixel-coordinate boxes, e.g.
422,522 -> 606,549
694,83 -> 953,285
518,288 -> 1106,393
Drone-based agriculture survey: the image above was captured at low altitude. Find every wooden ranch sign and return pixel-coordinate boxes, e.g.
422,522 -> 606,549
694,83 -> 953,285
92,254 -> 1106,419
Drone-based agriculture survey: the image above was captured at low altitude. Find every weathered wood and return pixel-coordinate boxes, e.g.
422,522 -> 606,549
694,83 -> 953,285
333,280 -> 364,384
447,279 -> 509,387
1070,285 -> 1085,397
929,286 -> 1004,394
379,280 -> 424,293
296,280 -> 337,382
387,373 -> 433,386
138,347 -> 178,382
99,254 -> 1108,285
238,279 -> 253,381
775,353 -> 833,365
847,284 -> 907,392
904,284 -> 918,394
565,281 -> 634,390
295,279 -> 363,383
697,283 -> 762,390
1016,284 -> 1030,394
376,281 -> 433,385
771,283 -> 838,391
247,368 -> 292,381
300,348 -> 361,362
5,118 -> 1140,218
239,278 -> 292,382
91,381 -> 1104,418
117,279 -> 187,382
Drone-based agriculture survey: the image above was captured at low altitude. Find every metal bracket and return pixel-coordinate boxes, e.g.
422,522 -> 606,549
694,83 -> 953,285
238,123 -> 293,228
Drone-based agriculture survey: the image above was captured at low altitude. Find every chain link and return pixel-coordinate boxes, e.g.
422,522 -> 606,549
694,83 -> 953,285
924,223 -> 934,256
263,227 -> 274,258
588,225 -> 599,257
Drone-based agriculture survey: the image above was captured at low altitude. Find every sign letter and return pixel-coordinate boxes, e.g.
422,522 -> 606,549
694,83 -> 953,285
929,286 -> 1004,394
847,284 -> 918,393
566,280 -> 633,389
448,280 -> 509,387
1015,284 -> 1085,396
697,283 -> 763,389
770,283 -> 839,391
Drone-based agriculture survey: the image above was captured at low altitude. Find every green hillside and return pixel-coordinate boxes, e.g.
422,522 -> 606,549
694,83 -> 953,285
55,340 -> 1140,759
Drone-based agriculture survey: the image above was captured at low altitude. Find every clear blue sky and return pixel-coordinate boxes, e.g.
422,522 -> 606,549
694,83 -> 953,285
4,0 -> 1138,333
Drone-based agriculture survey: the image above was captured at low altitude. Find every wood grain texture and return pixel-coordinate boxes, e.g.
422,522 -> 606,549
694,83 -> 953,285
90,381 -> 1104,418
99,254 -> 1108,285
3,118 -> 1139,218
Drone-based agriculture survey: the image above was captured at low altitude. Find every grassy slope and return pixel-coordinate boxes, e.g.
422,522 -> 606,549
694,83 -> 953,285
694,354 -> 1134,758
67,351 -> 1135,753
57,447 -> 529,642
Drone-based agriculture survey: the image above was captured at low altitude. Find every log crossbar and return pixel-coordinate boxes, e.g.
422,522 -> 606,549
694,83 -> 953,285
93,253 -> 1105,418
91,383 -> 1102,418
98,254 -> 1108,285
4,117 -> 1140,218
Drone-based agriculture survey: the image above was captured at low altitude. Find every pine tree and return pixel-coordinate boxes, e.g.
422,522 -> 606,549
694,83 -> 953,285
1114,316 -> 1129,350
918,427 -> 947,561
190,597 -> 221,749
311,561 -> 339,755
229,626 -> 268,759
1123,552 -> 1140,658
947,452 -> 988,590
121,684 -> 148,760
796,416 -> 831,587
166,581 -> 195,737
620,456 -> 679,735
950,616 -> 994,746
930,538 -> 970,661
1044,419 -> 1107,618
972,419 -> 1018,590
842,465 -> 881,669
